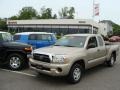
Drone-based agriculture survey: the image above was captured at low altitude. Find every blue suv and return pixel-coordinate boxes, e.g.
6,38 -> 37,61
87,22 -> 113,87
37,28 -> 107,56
13,32 -> 57,49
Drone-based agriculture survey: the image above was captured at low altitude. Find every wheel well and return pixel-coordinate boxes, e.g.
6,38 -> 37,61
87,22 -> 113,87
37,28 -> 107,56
72,60 -> 85,70
6,51 -> 26,58
6,51 -> 28,65
112,51 -> 116,61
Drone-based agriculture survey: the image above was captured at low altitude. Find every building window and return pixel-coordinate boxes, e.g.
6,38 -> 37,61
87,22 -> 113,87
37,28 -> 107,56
43,28 -> 52,33
59,28 -> 69,35
51,28 -> 60,34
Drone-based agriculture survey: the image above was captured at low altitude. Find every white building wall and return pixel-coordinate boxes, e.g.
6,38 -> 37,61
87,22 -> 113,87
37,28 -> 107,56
99,22 -> 113,36
7,19 -> 99,27
106,23 -> 113,35
98,23 -> 108,36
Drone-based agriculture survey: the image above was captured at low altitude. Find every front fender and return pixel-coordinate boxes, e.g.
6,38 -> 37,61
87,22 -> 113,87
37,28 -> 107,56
3,50 -> 27,63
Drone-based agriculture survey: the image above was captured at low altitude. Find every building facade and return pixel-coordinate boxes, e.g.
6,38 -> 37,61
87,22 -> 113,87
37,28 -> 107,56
7,19 -> 99,35
99,20 -> 113,36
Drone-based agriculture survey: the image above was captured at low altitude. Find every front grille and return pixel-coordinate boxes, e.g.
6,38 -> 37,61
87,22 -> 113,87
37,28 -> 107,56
33,54 -> 50,63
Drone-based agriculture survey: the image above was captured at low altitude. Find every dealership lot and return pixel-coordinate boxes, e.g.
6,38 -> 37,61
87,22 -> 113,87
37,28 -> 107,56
0,43 -> 120,90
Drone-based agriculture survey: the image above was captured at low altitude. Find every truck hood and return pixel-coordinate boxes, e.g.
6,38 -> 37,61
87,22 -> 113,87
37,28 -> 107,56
3,41 -> 31,48
33,46 -> 84,55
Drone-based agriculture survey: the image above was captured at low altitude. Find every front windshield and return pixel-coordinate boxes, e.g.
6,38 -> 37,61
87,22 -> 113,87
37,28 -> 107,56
55,36 -> 87,48
0,33 -> 12,41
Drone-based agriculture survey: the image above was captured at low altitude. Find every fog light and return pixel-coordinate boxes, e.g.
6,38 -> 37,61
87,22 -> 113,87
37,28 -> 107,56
57,68 -> 62,72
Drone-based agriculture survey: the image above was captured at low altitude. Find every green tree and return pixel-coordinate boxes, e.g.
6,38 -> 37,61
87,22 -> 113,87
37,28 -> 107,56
9,15 -> 18,20
68,7 -> 75,19
59,7 -> 68,19
18,7 -> 38,20
39,7 -> 57,19
59,7 -> 75,19
53,14 -> 57,19
0,19 -> 7,30
112,23 -> 120,35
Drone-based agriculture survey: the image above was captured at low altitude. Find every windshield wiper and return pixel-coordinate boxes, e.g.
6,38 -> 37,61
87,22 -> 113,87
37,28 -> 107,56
54,45 -> 75,47
64,45 -> 75,47
54,45 -> 61,46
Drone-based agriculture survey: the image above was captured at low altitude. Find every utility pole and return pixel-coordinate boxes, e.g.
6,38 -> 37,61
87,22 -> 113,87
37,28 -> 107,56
93,0 -> 95,19
92,0 -> 95,34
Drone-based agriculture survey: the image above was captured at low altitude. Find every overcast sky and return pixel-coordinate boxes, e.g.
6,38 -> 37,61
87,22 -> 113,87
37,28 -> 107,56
0,0 -> 120,24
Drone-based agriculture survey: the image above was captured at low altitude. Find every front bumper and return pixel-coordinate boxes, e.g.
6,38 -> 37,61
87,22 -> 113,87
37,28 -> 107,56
29,58 -> 71,76
27,54 -> 32,58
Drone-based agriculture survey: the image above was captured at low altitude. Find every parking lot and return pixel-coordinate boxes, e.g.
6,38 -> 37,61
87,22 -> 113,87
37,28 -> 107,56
0,43 -> 120,90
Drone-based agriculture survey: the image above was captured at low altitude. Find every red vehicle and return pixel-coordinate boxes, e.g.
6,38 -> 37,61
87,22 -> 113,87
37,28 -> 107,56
109,36 -> 120,42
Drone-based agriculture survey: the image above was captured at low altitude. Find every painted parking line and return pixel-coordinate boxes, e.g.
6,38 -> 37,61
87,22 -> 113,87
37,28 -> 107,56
0,68 -> 36,77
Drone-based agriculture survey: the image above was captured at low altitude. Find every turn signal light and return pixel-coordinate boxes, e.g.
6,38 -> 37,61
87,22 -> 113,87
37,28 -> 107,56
24,47 -> 32,52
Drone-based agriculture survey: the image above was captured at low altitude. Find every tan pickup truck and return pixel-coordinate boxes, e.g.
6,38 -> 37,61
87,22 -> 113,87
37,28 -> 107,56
29,34 -> 119,84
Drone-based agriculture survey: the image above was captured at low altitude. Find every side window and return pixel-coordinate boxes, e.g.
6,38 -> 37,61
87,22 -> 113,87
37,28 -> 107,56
2,33 -> 12,41
42,35 -> 52,41
13,35 -> 21,40
0,34 -> 3,40
98,36 -> 104,46
36,34 -> 52,41
28,34 -> 36,40
52,34 -> 57,40
37,34 -> 42,40
87,37 -> 98,48
44,35 -> 52,41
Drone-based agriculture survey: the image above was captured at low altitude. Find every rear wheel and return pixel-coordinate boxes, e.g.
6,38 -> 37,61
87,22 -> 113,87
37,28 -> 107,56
7,53 -> 25,70
67,63 -> 83,84
106,54 -> 115,67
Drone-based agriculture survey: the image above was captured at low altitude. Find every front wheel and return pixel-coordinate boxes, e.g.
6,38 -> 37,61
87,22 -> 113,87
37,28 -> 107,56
106,54 -> 115,67
67,64 -> 83,84
7,53 -> 25,70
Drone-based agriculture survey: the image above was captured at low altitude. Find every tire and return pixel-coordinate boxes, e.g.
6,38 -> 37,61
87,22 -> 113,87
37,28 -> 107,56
106,54 -> 115,67
7,53 -> 25,70
67,63 -> 83,84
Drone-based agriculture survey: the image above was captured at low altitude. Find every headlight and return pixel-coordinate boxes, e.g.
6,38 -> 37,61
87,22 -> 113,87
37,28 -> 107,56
52,55 -> 68,64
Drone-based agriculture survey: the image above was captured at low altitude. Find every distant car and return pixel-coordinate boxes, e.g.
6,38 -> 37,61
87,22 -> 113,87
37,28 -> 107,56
109,36 -> 120,42
13,32 -> 57,49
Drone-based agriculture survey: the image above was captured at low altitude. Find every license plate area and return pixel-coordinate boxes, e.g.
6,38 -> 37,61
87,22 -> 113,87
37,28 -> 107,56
36,65 -> 43,69
36,65 -> 50,71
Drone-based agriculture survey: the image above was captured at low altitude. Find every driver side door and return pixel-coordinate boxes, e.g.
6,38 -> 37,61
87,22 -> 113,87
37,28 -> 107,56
86,36 -> 100,68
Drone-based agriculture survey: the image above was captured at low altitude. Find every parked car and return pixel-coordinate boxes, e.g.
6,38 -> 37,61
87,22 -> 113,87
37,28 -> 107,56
0,31 -> 32,70
13,32 -> 57,49
29,34 -> 119,84
109,36 -> 120,42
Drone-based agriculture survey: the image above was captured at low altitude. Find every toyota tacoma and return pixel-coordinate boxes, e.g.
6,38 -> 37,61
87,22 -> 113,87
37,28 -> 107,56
30,34 -> 119,83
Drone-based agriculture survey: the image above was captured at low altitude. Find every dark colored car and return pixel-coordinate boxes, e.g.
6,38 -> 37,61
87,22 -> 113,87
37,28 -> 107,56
0,31 -> 32,70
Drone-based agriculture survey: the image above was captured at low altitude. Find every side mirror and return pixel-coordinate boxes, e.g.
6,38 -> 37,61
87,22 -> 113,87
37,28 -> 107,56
87,43 -> 96,49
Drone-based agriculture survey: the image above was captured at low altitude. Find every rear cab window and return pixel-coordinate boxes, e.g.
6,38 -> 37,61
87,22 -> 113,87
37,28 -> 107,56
97,36 -> 104,46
